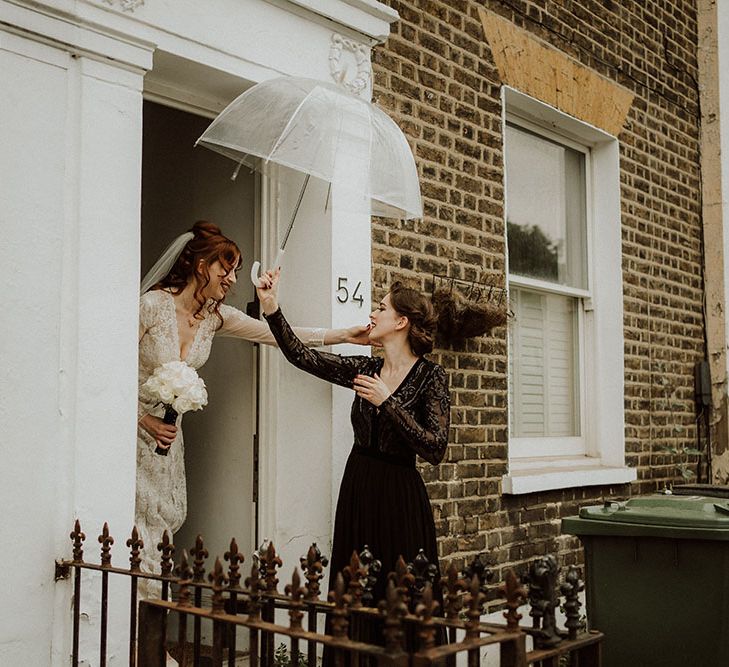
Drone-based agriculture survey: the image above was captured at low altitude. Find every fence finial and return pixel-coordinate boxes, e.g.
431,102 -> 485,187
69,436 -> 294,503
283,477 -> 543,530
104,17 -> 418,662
501,568 -> 526,631
98,523 -> 114,568
191,534 -> 208,582
465,574 -> 485,639
209,557 -> 228,614
415,582 -> 439,650
441,561 -> 466,620
407,549 -> 438,607
258,540 -> 283,593
157,530 -> 175,578
245,561 -> 264,620
224,538 -> 244,590
389,555 -> 415,610
343,550 -> 366,608
561,565 -> 585,641
300,543 -> 328,601
126,526 -> 143,572
70,519 -> 86,564
526,555 -> 561,648
175,549 -> 194,608
285,568 -> 306,630
328,572 -> 350,638
359,545 -> 381,607
380,579 -> 407,654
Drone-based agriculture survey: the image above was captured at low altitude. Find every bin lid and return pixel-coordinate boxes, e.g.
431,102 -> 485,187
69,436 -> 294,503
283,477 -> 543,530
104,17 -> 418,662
562,494 -> 729,540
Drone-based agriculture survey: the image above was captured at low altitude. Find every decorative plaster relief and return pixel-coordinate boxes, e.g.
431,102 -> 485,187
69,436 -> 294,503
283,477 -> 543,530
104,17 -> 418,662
329,33 -> 371,96
103,0 -> 144,12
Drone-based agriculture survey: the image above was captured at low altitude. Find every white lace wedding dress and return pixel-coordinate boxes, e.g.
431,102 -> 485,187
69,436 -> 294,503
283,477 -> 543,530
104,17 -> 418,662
137,290 -> 325,592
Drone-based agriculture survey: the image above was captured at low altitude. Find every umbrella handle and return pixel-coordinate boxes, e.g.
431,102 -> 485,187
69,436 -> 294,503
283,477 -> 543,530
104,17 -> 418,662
250,249 -> 285,288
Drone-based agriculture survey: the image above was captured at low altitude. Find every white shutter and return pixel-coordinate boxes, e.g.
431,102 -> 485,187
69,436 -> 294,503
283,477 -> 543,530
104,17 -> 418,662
546,294 -> 578,435
516,290 -> 546,436
510,288 -> 579,439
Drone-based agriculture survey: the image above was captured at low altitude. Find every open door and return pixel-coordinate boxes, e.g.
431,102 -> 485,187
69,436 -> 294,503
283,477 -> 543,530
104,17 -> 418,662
140,100 -> 257,567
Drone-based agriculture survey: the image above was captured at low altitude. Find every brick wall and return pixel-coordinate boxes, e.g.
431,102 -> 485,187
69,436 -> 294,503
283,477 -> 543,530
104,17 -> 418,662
370,0 -> 705,578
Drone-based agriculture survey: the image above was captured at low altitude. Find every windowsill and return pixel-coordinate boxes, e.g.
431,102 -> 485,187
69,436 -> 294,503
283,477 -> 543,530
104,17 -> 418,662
501,456 -> 637,494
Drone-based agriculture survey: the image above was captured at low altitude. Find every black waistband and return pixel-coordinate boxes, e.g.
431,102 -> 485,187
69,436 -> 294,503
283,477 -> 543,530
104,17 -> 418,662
351,446 -> 415,468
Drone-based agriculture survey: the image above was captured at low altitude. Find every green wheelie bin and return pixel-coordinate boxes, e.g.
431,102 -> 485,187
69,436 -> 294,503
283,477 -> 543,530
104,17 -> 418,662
562,493 -> 729,667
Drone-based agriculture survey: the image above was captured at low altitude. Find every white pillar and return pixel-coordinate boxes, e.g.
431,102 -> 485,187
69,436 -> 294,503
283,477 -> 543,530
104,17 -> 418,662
0,12 -> 151,663
64,55 -> 146,666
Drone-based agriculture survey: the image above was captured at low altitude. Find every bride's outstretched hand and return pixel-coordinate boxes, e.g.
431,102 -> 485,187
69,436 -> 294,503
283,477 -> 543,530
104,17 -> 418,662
346,323 -> 378,346
256,267 -> 280,316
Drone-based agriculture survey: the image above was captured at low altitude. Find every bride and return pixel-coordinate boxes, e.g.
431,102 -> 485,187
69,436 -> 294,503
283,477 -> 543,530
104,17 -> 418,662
137,220 -> 370,588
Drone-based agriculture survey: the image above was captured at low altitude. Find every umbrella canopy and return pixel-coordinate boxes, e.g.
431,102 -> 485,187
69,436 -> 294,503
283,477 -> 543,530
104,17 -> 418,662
196,76 -> 422,220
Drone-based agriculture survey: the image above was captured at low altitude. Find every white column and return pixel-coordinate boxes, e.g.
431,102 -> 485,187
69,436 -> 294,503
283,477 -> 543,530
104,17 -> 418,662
65,55 -> 146,665
0,29 -> 74,667
0,16 -> 150,663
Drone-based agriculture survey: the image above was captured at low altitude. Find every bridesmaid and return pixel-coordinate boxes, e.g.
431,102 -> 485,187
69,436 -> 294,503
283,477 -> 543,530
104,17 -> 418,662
256,267 -> 450,606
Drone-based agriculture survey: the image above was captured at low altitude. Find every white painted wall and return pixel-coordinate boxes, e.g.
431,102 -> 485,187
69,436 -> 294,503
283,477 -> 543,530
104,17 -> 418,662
0,26 -> 150,665
1,34 -> 72,666
1,0 -> 396,663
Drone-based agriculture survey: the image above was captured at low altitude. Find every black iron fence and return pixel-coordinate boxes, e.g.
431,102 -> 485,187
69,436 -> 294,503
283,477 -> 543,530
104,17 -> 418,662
55,520 -> 602,667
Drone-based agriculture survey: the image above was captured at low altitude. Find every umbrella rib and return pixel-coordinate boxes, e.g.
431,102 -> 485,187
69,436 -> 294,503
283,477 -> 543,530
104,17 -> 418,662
280,173 -> 311,250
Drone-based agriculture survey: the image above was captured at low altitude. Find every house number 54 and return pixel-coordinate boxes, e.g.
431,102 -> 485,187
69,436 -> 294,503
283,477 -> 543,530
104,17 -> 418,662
336,277 -> 364,307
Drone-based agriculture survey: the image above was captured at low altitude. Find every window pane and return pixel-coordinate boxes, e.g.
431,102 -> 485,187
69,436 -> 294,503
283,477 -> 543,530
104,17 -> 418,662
505,124 -> 587,289
509,288 -> 580,437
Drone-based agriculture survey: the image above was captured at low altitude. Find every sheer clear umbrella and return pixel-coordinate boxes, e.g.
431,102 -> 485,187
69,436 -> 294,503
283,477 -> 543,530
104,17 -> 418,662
195,76 -> 422,285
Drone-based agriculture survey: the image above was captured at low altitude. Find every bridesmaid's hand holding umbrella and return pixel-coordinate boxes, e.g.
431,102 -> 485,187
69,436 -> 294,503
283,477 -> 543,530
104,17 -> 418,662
256,268 -> 280,316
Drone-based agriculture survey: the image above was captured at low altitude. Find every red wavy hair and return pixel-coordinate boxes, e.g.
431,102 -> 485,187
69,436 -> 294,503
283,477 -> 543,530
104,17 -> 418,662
152,220 -> 241,326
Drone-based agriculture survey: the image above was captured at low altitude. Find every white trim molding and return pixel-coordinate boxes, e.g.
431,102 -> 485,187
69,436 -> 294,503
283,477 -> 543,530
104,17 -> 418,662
0,0 -> 154,71
281,0 -> 398,42
502,456 -> 636,495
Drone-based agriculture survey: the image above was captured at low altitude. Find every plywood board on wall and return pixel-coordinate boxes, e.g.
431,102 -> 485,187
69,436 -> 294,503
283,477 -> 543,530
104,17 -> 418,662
478,8 -> 634,136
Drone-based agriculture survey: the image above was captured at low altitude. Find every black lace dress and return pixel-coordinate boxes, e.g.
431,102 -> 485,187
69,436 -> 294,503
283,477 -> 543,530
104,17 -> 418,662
264,308 -> 450,604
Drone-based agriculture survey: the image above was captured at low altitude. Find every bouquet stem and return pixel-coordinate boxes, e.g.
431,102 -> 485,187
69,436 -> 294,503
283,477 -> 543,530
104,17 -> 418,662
155,405 -> 179,456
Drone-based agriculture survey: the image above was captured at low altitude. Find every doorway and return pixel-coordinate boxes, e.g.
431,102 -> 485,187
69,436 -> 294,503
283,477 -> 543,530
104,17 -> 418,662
140,100 -> 258,564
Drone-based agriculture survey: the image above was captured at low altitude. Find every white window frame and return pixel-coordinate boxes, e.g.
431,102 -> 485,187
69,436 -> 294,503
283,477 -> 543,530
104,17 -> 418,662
507,119 -> 591,458
502,87 -> 636,494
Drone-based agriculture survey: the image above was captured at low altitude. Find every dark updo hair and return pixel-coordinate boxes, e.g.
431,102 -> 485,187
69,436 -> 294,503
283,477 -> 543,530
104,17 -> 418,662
388,282 -> 438,356
153,220 -> 241,324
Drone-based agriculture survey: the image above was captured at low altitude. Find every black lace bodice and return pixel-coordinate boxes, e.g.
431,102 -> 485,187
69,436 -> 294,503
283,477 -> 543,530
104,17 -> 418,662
264,308 -> 451,465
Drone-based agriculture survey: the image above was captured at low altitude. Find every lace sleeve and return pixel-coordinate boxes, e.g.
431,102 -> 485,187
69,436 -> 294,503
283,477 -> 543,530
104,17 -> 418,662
138,291 -> 155,343
380,364 -> 450,464
264,308 -> 372,388
137,293 -> 156,422
218,304 -> 326,347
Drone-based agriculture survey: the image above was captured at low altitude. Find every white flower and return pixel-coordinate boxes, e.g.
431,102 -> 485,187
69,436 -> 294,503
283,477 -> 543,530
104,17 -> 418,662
173,396 -> 193,414
141,360 -> 208,415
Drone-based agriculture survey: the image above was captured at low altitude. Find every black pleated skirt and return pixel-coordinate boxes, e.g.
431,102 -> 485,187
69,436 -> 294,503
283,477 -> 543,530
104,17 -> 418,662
328,446 -> 441,605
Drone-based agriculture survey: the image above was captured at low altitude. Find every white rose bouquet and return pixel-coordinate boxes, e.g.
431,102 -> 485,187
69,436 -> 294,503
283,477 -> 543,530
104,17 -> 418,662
140,360 -> 208,455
